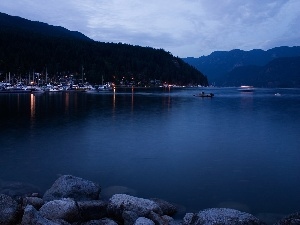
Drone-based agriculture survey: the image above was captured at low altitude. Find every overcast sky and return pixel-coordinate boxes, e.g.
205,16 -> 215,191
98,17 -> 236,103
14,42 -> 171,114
1,0 -> 299,57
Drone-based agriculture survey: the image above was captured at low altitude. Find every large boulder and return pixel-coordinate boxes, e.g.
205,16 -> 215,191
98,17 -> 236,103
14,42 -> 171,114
39,198 -> 80,223
134,217 -> 155,225
147,211 -> 169,225
81,218 -> 119,225
161,215 -> 182,225
23,196 -> 44,210
21,205 -> 65,225
151,198 -> 177,216
0,194 -> 21,225
107,194 -> 163,221
101,186 -> 137,200
183,208 -> 265,225
122,210 -> 139,225
43,175 -> 101,201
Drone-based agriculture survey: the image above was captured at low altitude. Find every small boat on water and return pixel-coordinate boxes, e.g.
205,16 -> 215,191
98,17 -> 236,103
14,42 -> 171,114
238,85 -> 255,92
194,92 -> 214,97
275,93 -> 281,96
97,84 -> 112,91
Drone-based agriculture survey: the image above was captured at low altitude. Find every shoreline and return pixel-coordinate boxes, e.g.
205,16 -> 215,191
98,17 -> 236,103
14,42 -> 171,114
1,175 -> 299,224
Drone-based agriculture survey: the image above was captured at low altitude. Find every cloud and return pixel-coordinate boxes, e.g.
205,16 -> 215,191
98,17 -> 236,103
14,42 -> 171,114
0,0 -> 299,57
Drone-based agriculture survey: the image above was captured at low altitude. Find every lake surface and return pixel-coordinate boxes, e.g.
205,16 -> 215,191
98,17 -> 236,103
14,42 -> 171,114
0,87 -> 299,217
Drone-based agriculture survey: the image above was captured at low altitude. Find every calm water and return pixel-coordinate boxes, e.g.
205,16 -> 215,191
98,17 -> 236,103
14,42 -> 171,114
0,87 -> 299,217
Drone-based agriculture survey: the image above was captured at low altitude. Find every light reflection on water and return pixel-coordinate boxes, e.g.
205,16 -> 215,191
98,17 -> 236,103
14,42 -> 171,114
0,87 -> 300,217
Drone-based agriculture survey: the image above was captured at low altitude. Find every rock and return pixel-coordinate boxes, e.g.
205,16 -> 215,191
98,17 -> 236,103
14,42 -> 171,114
23,196 -> 44,210
134,217 -> 155,225
147,211 -> 168,225
274,212 -> 300,225
0,194 -> 21,225
43,175 -> 101,201
161,215 -> 182,225
101,186 -> 137,200
77,200 -> 108,221
151,198 -> 177,216
81,218 -> 119,225
39,198 -> 80,223
122,210 -> 139,225
21,205 -> 62,225
217,201 -> 250,213
183,208 -> 265,225
107,194 -> 163,221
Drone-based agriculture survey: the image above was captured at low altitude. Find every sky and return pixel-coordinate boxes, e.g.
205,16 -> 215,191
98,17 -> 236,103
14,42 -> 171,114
1,0 -> 300,57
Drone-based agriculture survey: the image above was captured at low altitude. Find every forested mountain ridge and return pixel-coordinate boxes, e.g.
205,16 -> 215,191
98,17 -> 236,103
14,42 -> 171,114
219,56 -> 300,87
182,47 -> 300,87
0,12 -> 208,86
0,12 -> 90,41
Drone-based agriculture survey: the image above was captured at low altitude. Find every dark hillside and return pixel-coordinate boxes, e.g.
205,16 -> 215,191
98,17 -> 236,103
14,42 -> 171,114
0,12 -> 208,86
219,56 -> 300,87
0,12 -> 90,41
183,46 -> 300,86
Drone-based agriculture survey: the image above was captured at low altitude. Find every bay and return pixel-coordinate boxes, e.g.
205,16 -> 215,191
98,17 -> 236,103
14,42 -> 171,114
0,87 -> 299,217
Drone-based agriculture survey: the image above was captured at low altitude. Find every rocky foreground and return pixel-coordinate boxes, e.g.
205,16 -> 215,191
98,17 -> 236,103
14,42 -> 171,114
0,175 -> 299,225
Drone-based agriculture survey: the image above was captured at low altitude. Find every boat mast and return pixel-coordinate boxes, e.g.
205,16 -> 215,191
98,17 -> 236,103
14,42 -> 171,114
46,67 -> 48,84
81,65 -> 84,84
32,70 -> 34,85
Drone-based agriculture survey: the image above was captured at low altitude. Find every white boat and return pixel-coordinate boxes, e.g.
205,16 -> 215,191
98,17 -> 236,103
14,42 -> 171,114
238,85 -> 254,92
193,92 -> 214,97
97,84 -> 112,91
25,86 -> 44,93
97,75 -> 112,91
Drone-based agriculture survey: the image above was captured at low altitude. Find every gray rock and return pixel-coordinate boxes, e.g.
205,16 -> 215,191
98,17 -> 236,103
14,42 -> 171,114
183,208 -> 265,225
183,213 -> 197,225
161,215 -> 182,225
81,218 -> 119,225
107,194 -> 163,221
101,186 -> 137,200
39,198 -> 80,223
77,200 -> 108,221
0,194 -> 21,225
21,205 -> 61,225
23,196 -> 44,210
122,210 -> 139,225
151,198 -> 177,216
43,175 -> 101,201
147,211 -> 168,225
134,217 -> 155,225
274,212 -> 300,225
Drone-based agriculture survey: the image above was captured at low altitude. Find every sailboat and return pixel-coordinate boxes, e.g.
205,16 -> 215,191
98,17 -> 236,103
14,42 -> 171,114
97,75 -> 112,91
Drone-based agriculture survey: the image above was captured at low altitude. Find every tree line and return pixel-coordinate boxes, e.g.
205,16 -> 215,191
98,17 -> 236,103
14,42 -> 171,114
0,19 -> 208,86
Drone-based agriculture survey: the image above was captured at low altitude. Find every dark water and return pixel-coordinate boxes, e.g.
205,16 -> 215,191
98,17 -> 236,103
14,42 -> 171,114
0,87 -> 299,216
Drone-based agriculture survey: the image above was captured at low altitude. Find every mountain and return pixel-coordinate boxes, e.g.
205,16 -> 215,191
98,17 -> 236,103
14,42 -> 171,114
0,12 -> 208,86
0,12 -> 91,41
220,56 -> 300,88
182,47 -> 300,87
